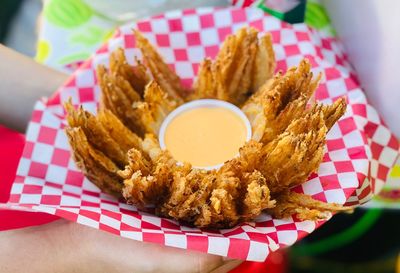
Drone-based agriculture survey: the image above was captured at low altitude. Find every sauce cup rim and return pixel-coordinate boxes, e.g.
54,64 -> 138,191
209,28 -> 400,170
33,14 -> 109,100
158,99 -> 252,170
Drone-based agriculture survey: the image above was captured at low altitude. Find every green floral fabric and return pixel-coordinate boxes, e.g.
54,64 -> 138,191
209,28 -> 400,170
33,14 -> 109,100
37,0 -> 116,71
43,0 -> 94,28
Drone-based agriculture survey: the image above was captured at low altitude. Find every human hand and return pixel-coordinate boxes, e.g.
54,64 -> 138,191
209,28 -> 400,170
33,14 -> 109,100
0,219 -> 241,273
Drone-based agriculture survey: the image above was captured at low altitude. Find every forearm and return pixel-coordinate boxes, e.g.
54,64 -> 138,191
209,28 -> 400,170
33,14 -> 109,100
0,45 -> 68,132
0,221 -> 79,273
0,219 -> 240,273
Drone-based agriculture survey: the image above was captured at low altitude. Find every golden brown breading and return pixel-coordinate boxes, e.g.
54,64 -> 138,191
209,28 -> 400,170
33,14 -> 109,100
160,168 -> 214,222
241,94 -> 268,142
260,108 -> 327,192
241,170 -> 276,220
64,100 -> 127,167
213,27 -> 259,105
140,133 -> 165,161
109,48 -> 150,95
260,59 -> 321,143
122,140 -> 276,228
65,127 -> 122,197
65,28 -> 351,228
267,191 -> 351,221
224,27 -> 258,105
121,138 -> 183,208
190,58 -> 216,100
97,65 -> 146,136
242,60 -> 322,144
121,159 -> 166,207
65,99 -> 145,197
97,109 -> 143,153
241,75 -> 277,141
320,97 -> 347,130
252,34 -> 276,92
219,140 -> 263,175
132,81 -> 178,135
134,30 -> 186,102
192,27 -> 275,106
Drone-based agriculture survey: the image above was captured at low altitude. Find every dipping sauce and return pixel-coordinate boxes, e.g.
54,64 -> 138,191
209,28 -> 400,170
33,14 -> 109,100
160,100 -> 250,168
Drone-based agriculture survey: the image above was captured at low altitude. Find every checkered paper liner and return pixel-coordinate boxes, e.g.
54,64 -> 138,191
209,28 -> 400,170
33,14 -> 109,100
4,8 -> 400,261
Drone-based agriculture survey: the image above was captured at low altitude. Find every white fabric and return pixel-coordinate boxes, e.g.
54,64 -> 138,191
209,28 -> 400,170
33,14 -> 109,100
323,0 -> 400,137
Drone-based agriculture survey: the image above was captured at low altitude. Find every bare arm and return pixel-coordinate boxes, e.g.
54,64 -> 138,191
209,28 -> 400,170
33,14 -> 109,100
0,220 -> 241,273
0,45 -> 68,132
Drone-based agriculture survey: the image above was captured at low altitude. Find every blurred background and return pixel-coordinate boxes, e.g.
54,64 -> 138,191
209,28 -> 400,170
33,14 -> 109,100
1,0 -> 41,56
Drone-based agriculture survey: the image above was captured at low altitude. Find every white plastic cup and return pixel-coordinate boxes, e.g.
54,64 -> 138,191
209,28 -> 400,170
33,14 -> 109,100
158,99 -> 252,170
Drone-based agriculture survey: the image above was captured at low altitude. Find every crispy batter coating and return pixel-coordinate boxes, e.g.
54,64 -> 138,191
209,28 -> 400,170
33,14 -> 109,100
190,58 -> 216,100
192,28 -> 275,106
134,30 -> 187,102
97,109 -> 143,153
133,81 -> 178,135
242,59 -> 322,143
258,59 -> 321,143
121,140 -> 276,228
319,97 -> 347,130
241,87 -> 270,141
109,48 -> 150,95
97,65 -> 146,136
65,28 -> 351,228
260,109 -> 327,192
252,34 -> 276,92
65,100 -> 127,167
219,27 -> 258,105
267,191 -> 351,221
64,98 -> 146,197
66,127 -> 122,197
241,171 -> 276,220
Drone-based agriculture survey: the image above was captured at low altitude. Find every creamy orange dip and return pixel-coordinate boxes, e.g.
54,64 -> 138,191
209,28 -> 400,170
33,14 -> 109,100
164,107 -> 248,168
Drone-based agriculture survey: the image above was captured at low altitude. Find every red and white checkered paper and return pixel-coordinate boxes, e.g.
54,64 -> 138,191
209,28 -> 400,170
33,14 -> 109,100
3,8 -> 399,261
